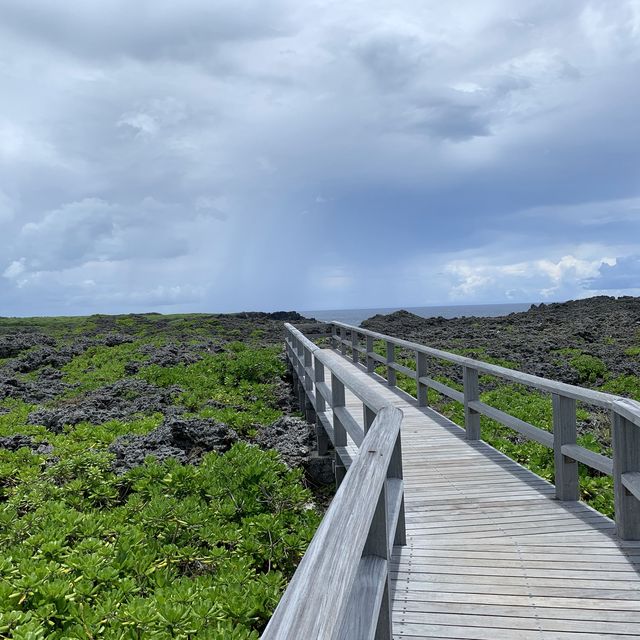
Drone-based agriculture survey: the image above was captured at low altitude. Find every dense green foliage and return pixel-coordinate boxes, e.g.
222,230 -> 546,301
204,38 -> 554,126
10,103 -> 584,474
0,437 -> 318,639
0,315 -> 318,639
140,344 -> 284,430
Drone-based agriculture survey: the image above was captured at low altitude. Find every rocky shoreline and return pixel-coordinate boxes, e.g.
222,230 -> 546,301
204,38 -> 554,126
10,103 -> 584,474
361,296 -> 640,394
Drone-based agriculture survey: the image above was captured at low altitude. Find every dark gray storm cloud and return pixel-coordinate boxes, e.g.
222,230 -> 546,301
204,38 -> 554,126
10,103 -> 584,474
1,0 -> 639,314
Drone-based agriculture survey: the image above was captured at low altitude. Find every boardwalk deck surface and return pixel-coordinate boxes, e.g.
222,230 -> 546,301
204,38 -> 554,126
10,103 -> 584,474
323,350 -> 640,639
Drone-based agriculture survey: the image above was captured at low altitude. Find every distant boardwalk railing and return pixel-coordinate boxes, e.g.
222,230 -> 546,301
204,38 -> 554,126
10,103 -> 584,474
331,320 -> 640,540
261,324 -> 406,639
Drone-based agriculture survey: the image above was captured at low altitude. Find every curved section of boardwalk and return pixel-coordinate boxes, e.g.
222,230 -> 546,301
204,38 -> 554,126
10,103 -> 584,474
326,350 -> 640,639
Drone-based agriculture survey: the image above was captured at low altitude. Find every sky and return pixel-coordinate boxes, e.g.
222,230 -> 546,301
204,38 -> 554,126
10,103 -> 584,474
1,0 -> 639,316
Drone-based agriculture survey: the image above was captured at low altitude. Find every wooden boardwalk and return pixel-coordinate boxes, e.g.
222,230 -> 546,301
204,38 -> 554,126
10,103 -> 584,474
327,351 -> 640,639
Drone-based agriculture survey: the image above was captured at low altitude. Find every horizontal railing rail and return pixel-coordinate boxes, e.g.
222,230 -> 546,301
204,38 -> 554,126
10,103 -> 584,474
330,321 -> 640,540
262,324 -> 406,639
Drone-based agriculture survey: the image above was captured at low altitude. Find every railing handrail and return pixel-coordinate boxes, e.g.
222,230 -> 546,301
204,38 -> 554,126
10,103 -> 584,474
261,406 -> 402,639
329,320 -> 640,540
331,320 -> 624,410
265,324 -> 406,638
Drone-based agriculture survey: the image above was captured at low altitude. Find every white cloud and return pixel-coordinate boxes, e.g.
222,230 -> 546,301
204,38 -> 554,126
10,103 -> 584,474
3,258 -> 25,280
443,254 -> 616,301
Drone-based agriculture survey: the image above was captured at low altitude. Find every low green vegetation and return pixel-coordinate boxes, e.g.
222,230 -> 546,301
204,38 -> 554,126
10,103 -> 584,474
139,344 -> 285,431
552,348 -> 608,383
63,342 -> 148,394
0,314 -> 318,639
0,438 -> 318,639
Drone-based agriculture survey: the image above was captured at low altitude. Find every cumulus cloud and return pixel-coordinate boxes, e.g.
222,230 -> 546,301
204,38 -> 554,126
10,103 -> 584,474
586,256 -> 640,290
442,254 -> 616,301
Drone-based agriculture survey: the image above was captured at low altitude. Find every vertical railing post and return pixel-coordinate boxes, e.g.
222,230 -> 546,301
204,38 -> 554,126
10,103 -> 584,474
463,366 -> 480,440
339,327 -> 347,356
363,485 -> 392,640
331,324 -> 338,350
314,355 -> 329,456
331,373 -> 347,487
363,402 -> 376,434
386,341 -> 396,387
351,330 -> 359,365
388,432 -> 406,547
416,351 -> 428,407
303,346 -> 315,423
366,335 -> 375,373
553,394 -> 579,501
613,406 -> 640,540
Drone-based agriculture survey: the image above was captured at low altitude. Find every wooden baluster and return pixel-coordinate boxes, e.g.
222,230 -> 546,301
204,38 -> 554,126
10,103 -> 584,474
303,346 -> 315,423
416,351 -> 428,407
386,342 -> 396,387
364,485 -> 392,640
314,356 -> 329,456
553,394 -> 579,501
463,366 -> 480,440
388,432 -> 406,547
340,327 -> 347,356
351,330 -> 359,365
331,324 -> 338,350
366,335 -> 375,373
331,373 -> 347,487
363,403 -> 376,434
613,408 -> 640,540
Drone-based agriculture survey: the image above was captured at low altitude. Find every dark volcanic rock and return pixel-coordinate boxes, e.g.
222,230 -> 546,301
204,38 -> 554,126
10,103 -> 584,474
0,333 -> 55,359
0,434 -> 53,455
27,379 -> 180,433
361,296 -> 640,390
97,333 -> 134,347
255,416 -> 334,485
139,342 -> 203,367
10,345 -> 76,373
109,417 -> 238,473
0,373 -> 70,404
254,417 -> 314,470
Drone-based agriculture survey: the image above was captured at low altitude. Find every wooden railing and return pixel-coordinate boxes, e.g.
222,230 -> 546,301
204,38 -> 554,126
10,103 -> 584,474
261,324 -> 406,639
331,320 -> 640,540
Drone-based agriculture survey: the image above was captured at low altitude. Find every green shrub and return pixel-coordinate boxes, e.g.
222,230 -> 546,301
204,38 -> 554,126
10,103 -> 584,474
0,444 -> 319,639
602,375 -> 640,401
568,353 -> 608,383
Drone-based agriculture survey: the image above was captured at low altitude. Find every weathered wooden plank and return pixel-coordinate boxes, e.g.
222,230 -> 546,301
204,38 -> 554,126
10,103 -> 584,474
388,361 -> 416,379
392,592 -> 640,614
623,472 -> 640,502
562,443 -> 614,476
418,376 -> 464,403
333,406 -> 365,447
468,399 -> 554,448
393,610 -> 640,635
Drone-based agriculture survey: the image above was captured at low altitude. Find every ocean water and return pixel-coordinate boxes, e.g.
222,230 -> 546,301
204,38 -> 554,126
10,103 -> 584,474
303,302 -> 533,327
